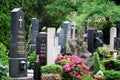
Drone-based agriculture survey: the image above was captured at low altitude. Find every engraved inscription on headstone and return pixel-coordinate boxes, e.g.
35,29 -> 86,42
17,29 -> 25,54
36,32 -> 47,66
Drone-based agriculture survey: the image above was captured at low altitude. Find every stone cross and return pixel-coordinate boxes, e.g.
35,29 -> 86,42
19,16 -> 23,28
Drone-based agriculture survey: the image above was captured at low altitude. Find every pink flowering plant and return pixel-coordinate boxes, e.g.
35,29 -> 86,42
55,55 -> 89,80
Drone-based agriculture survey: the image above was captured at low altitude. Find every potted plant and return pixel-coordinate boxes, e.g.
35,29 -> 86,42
94,70 -> 104,80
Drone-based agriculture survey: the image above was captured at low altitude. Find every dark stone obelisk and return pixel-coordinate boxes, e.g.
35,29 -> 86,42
9,8 -> 32,80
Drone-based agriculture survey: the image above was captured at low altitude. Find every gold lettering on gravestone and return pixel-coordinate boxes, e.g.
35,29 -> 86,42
17,29 -> 25,54
18,30 -> 24,34
17,35 -> 24,38
19,16 -> 23,28
17,50 -> 25,53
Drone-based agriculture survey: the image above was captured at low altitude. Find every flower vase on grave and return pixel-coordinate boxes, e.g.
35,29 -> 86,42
94,70 -> 104,80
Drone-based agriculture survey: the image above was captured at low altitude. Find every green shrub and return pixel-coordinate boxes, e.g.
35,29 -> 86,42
41,64 -> 63,75
27,51 -> 36,69
0,61 -> 11,80
93,52 -> 101,74
103,70 -> 120,80
0,43 -> 9,65
97,47 -> 113,60
103,60 -> 120,71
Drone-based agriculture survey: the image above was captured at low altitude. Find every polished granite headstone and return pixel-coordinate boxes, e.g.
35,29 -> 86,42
30,18 -> 39,51
9,8 -> 32,80
36,32 -> 47,66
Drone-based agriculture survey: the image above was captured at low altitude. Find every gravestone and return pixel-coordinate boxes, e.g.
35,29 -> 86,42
71,21 -> 76,39
62,21 -> 71,48
9,8 -> 32,80
87,28 -> 97,53
83,21 -> 88,42
36,32 -> 47,66
114,37 -> 120,50
47,28 -> 56,65
56,27 -> 64,46
94,30 -> 103,49
87,28 -> 103,53
84,21 -> 88,34
30,18 -> 39,52
110,27 -> 117,51
55,37 -> 60,55
116,21 -> 120,38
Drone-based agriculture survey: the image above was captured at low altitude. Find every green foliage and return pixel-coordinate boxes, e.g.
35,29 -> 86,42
97,47 -> 113,60
0,61 -> 11,80
0,13 -> 10,49
103,60 -> 120,71
0,43 -> 9,66
93,52 -> 101,74
27,51 -> 36,69
103,70 -> 120,80
41,64 -> 63,75
81,76 -> 94,80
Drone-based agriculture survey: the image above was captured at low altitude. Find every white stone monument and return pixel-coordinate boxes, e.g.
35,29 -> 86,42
110,27 -> 117,51
47,28 -> 56,65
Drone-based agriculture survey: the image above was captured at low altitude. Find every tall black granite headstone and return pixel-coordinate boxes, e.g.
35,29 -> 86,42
87,28 -> 103,53
36,32 -> 47,66
30,18 -> 39,52
87,28 -> 97,53
116,21 -> 120,38
9,8 -> 27,78
114,37 -> 120,50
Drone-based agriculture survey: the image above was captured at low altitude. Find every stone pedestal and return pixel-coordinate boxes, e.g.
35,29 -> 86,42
12,77 -> 33,80
9,58 -> 27,77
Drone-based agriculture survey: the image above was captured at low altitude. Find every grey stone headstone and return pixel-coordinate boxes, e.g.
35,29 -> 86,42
36,32 -> 47,66
9,8 -> 27,78
71,21 -> 76,39
62,21 -> 71,47
30,18 -> 39,51
83,21 -> 88,42
56,27 -> 64,46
